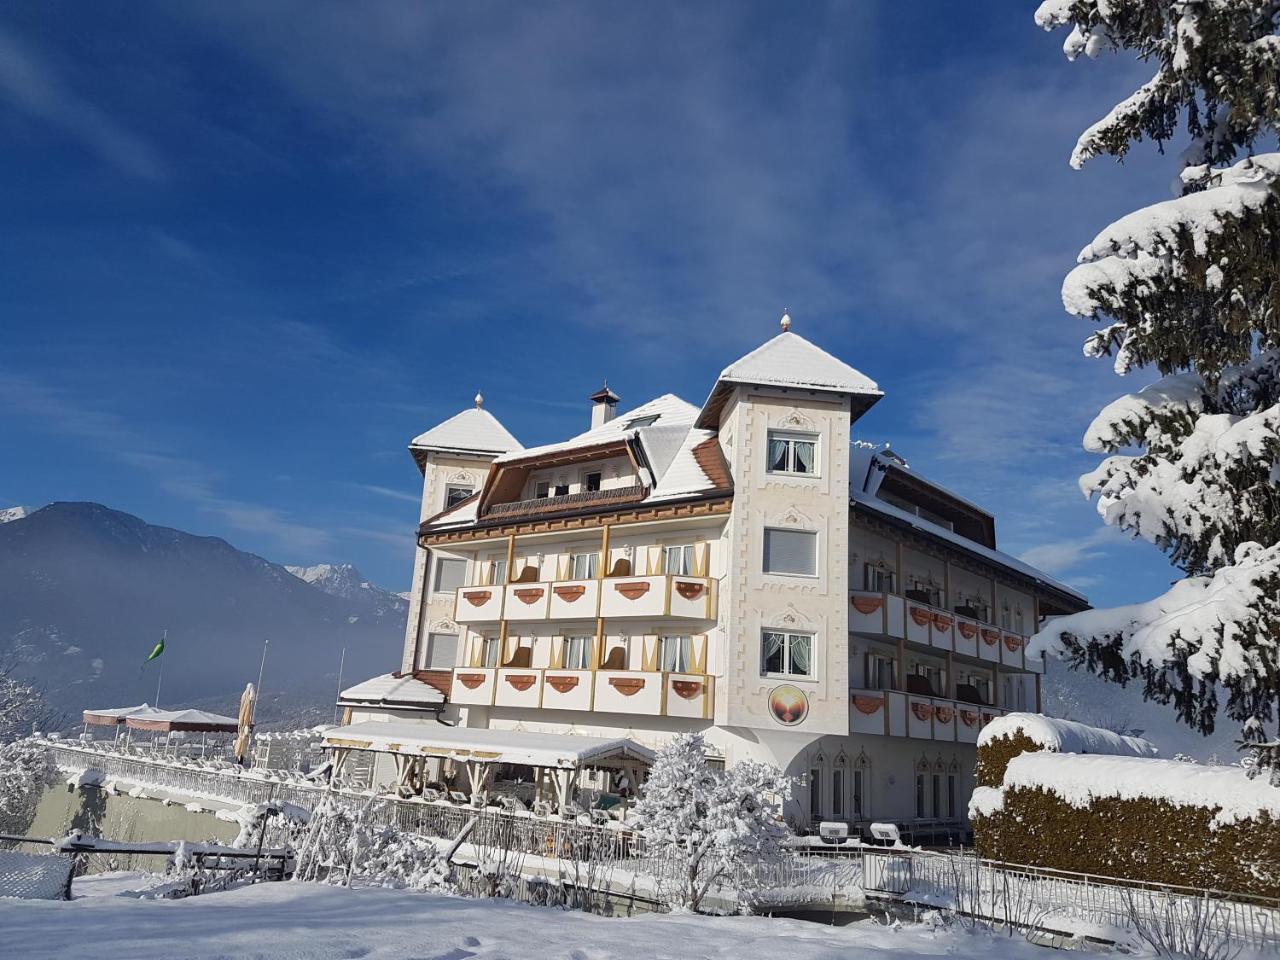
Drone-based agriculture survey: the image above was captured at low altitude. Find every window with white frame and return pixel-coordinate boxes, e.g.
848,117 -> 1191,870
863,562 -> 896,593
569,551 -> 598,580
1000,601 -> 1012,629
481,636 -> 501,668
1014,605 -> 1026,634
432,557 -> 467,594
767,430 -> 818,475
563,635 -> 591,670
584,471 -> 602,492
914,662 -> 944,697
420,632 -> 457,670
658,635 -> 691,673
761,629 -> 813,678
445,484 -> 474,509
663,544 -> 695,576
535,480 -> 551,499
763,528 -> 817,577
488,559 -> 508,586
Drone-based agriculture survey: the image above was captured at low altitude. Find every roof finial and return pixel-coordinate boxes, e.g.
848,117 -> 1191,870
474,391 -> 484,409
780,309 -> 791,332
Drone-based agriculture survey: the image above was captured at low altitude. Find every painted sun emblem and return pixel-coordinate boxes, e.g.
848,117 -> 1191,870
769,684 -> 809,726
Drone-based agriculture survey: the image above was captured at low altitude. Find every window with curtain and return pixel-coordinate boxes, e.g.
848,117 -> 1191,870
563,635 -> 591,670
489,559 -> 508,586
420,632 -> 457,670
763,528 -> 817,576
535,480 -> 550,498
658,635 -> 691,673
482,637 -> 501,668
761,630 -> 813,678
433,558 -> 467,594
766,431 -> 818,475
663,544 -> 694,576
570,552 -> 598,580
866,653 -> 897,690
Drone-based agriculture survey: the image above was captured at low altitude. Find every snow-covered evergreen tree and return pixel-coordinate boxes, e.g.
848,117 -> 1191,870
1031,0 -> 1280,781
632,733 -> 791,912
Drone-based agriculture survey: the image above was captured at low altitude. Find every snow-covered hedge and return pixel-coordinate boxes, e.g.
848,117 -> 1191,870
972,751 -> 1280,897
975,712 -> 1156,788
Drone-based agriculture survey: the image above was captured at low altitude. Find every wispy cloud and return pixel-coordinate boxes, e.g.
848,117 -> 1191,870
0,373 -> 329,554
0,24 -> 167,180
355,483 -> 420,506
1018,526 -> 1121,577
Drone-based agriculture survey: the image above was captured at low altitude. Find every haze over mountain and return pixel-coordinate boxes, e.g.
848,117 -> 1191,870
0,503 -> 406,724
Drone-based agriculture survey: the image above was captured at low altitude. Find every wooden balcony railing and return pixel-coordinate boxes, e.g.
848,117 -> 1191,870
483,483 -> 646,519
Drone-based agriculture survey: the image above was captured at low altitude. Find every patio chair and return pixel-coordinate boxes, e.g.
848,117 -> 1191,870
448,790 -> 471,805
499,795 -> 529,814
532,799 -> 555,819
421,788 -> 443,802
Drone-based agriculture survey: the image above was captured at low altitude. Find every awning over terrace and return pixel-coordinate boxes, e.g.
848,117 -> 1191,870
323,721 -> 655,814
323,721 -> 654,769
82,704 -> 165,727
124,708 -> 239,734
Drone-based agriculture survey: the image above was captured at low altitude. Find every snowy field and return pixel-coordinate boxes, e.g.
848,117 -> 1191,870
0,874 -> 1055,960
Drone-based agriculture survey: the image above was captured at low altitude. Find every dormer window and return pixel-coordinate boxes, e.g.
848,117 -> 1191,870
767,431 -> 817,475
625,414 -> 659,429
585,471 -> 602,492
535,481 -> 551,499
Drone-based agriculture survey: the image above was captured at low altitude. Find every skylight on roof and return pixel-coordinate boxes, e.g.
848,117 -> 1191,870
624,414 -> 660,429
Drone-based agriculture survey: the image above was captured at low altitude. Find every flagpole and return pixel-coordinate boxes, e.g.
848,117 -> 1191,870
154,630 -> 167,707
333,646 -> 346,724
256,638 -> 269,701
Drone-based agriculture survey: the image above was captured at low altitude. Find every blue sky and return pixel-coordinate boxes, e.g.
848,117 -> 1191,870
0,2 -> 1179,602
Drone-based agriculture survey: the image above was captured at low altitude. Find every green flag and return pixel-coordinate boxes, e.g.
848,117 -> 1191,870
144,636 -> 165,665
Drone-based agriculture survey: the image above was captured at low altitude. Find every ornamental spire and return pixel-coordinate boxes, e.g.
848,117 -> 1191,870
474,391 -> 484,409
780,310 -> 791,332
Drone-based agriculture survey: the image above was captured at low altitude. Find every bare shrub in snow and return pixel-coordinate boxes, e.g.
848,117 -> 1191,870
0,738 -> 58,835
1122,889 -> 1243,960
293,795 -> 452,892
632,732 -> 792,912
0,658 -> 60,742
1033,0 -> 1280,781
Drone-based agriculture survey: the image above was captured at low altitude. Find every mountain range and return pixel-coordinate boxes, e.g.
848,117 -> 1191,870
0,502 -> 406,726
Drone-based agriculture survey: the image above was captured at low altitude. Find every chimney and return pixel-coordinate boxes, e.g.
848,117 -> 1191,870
589,381 -> 620,428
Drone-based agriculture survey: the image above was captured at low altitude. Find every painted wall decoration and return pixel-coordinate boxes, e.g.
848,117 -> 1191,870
769,684 -> 809,726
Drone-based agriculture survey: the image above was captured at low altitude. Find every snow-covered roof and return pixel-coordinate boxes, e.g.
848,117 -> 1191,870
1003,752 -> 1280,827
716,331 -> 881,395
696,330 -> 882,428
410,406 -> 522,456
324,721 -> 656,769
648,428 -> 723,501
979,712 -> 1158,758
338,673 -> 445,710
847,447 -> 1085,604
493,394 -> 697,465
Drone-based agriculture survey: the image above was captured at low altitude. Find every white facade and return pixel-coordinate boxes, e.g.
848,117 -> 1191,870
347,324 -> 1086,833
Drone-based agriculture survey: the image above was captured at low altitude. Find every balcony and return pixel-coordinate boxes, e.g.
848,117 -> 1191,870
849,591 -> 1042,673
482,483 -> 645,520
850,687 -> 1005,743
450,666 -> 713,719
455,574 -> 717,625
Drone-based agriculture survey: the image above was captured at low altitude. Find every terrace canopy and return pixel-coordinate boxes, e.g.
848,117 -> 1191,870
82,704 -> 164,727
124,708 -> 239,734
323,721 -> 655,813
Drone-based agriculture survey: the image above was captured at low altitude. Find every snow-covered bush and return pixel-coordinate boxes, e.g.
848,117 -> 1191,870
632,733 -> 792,912
0,738 -> 58,835
293,795 -> 452,892
1032,0 -> 1280,782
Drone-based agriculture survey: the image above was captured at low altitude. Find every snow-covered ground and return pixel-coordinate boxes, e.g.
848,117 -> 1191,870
2,875 -> 1054,960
